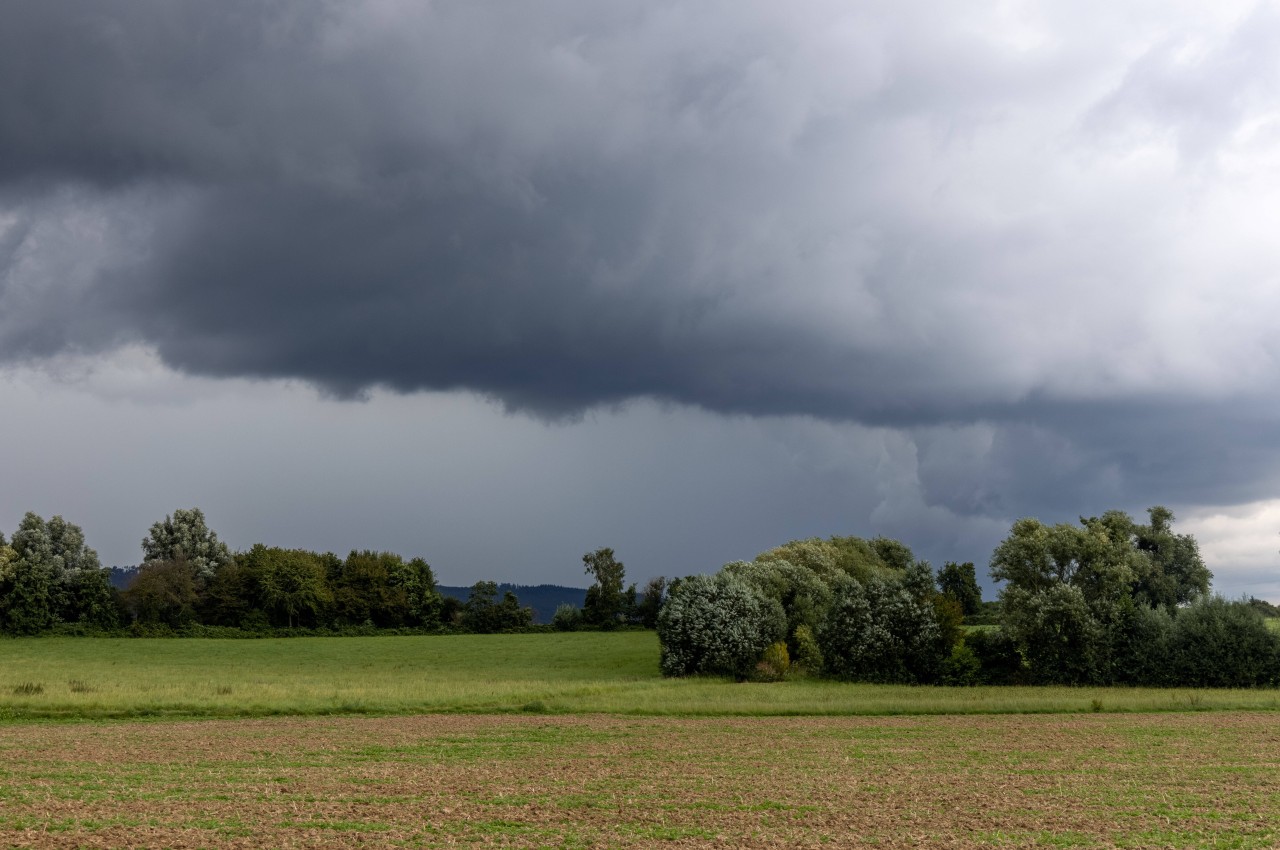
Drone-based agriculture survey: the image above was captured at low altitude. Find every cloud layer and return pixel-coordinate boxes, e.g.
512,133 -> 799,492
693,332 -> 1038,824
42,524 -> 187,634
3,1 -> 1280,584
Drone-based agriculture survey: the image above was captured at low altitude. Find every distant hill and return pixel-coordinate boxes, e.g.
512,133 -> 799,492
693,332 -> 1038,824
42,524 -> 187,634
438,584 -> 586,625
107,566 -> 138,590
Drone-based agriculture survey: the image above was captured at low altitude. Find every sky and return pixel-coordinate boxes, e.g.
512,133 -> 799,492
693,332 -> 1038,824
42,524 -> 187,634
2,0 -> 1280,599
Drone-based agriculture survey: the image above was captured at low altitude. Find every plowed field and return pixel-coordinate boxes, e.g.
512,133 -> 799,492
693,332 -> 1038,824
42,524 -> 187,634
4,712 -> 1278,848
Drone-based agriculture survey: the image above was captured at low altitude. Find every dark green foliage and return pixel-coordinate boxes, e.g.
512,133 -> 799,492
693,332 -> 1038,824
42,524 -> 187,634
635,576 -> 667,628
1104,597 -> 1174,686
0,556 -> 55,635
241,545 -> 335,629
937,561 -> 982,617
1000,584 -> 1104,685
124,559 -> 200,627
1165,597 -> 1280,688
61,566 -> 122,631
582,547 -> 627,628
461,581 -> 534,633
818,572 -> 944,684
1247,597 -> 1280,619
964,628 -> 1025,685
657,572 -> 785,679
939,642 -> 982,686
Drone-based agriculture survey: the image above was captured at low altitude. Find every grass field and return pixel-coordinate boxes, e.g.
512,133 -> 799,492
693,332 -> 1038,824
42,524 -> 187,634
3,632 -> 1280,720
2,712 -> 1279,848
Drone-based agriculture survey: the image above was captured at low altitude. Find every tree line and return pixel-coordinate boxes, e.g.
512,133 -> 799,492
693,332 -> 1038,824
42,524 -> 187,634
656,507 -> 1280,688
0,509 -> 547,635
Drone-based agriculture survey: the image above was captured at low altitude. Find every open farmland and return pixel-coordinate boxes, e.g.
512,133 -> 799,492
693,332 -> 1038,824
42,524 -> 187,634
3,712 -> 1280,848
4,633 -> 1280,719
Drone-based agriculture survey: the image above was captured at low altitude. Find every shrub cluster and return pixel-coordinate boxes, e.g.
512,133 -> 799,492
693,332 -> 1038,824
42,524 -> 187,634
656,511 -> 1280,688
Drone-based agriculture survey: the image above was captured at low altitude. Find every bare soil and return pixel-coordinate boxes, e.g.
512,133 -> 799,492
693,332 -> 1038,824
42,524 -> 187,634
3,712 -> 1278,848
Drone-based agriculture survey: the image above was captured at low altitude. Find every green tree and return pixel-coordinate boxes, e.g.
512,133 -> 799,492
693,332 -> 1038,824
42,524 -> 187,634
242,545 -> 334,628
582,547 -> 628,628
332,551 -> 409,627
937,561 -> 982,617
818,570 -> 944,684
1131,506 -> 1211,609
657,572 -> 785,680
124,558 -> 200,627
1,512 -> 114,633
142,508 -> 231,581
634,576 -> 667,629
461,581 -> 532,632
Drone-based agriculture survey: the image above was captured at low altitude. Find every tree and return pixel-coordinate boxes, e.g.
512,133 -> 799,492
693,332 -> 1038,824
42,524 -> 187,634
724,559 -> 832,652
332,550 -> 408,627
142,508 -> 231,581
242,545 -> 333,628
937,561 -> 982,617
656,572 -> 784,679
582,547 -> 628,628
817,571 -> 944,684
634,576 -> 668,629
1131,506 -> 1211,609
1,512 -> 111,633
460,581 -> 532,633
124,558 -> 200,626
389,557 -> 443,629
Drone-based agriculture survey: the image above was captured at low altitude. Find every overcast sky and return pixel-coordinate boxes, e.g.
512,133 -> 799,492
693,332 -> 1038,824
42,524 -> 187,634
3,1 -> 1279,598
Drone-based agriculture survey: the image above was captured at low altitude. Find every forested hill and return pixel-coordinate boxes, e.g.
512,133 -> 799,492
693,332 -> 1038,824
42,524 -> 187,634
439,584 -> 586,625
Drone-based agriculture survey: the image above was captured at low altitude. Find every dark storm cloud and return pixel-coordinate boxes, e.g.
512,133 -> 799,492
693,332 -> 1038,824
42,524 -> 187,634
3,0 -> 1280,537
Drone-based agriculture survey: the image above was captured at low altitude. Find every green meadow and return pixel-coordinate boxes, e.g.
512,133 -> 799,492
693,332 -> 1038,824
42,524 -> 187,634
3,632 -> 1279,720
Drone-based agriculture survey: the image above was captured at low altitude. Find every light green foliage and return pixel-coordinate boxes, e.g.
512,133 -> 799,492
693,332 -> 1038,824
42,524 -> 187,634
990,507 -> 1232,686
992,507 -> 1208,610
790,624 -> 823,673
753,641 -> 791,682
551,603 -> 582,631
724,558 -> 832,641
657,572 -> 785,679
141,508 -> 231,581
581,547 -> 628,628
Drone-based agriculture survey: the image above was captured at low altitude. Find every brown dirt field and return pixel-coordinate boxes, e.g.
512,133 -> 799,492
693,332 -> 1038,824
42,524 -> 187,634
2,712 -> 1279,849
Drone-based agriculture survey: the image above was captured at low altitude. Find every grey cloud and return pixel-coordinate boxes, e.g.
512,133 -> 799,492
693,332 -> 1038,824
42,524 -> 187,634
3,0 -> 1280,546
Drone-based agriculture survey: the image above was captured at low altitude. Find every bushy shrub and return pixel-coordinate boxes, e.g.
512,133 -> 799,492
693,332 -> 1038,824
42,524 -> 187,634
1000,584 -> 1104,685
752,641 -> 791,682
1166,597 -> 1280,687
790,624 -> 824,673
551,603 -> 582,632
1105,598 -> 1174,686
964,628 -> 1025,685
657,573 -> 784,679
724,559 -> 832,641
819,574 -> 943,683
939,642 -> 982,686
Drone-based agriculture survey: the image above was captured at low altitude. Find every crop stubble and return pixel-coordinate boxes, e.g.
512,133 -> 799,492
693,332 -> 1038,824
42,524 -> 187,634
3,712 -> 1278,849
